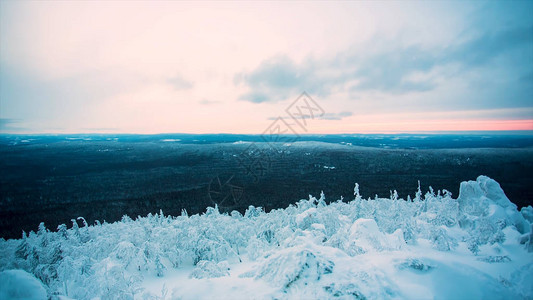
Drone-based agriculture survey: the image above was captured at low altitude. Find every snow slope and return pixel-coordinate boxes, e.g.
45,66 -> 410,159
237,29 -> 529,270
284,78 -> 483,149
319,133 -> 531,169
0,176 -> 531,299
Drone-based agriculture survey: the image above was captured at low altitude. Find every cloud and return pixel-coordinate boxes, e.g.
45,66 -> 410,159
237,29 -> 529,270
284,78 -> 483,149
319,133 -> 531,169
236,23 -> 532,103
238,91 -> 270,104
443,25 -> 533,68
0,64 -> 142,122
348,46 -> 437,94
0,118 -> 18,128
268,111 -> 352,121
1,1 -> 531,133
235,56 -> 315,103
320,111 -> 353,120
0,118 -> 27,133
199,99 -> 221,105
235,48 -> 437,102
167,74 -> 193,90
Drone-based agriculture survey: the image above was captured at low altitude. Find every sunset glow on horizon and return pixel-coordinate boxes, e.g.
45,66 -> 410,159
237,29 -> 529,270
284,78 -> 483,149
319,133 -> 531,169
1,1 -> 532,134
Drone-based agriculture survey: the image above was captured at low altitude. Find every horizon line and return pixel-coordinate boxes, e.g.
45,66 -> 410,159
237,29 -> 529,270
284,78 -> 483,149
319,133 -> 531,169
2,130 -> 533,136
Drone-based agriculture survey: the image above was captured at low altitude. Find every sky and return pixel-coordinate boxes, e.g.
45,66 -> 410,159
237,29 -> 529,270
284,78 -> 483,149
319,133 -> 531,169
0,1 -> 532,134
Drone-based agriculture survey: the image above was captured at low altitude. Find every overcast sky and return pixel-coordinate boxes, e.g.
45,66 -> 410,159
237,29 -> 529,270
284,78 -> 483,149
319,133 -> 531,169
1,1 -> 532,134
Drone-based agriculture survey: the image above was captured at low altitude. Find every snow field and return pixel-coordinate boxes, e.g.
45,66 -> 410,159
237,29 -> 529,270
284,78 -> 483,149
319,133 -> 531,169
0,176 -> 531,299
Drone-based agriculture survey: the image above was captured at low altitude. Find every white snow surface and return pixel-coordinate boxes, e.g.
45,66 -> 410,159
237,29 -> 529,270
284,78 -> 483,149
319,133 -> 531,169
0,175 -> 532,299
0,269 -> 47,299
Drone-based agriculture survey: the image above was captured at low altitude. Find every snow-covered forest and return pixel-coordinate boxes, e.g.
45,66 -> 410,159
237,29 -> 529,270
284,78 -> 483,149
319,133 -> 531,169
1,176 -> 532,299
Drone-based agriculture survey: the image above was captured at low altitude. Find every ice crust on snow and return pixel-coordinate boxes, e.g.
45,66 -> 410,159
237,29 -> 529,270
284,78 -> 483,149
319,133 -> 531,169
0,175 -> 532,299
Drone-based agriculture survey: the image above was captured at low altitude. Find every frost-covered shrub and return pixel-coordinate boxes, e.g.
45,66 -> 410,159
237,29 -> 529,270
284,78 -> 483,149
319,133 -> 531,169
296,207 -> 318,230
467,236 -> 481,255
244,205 -> 264,218
396,258 -> 435,273
243,245 -> 334,289
430,227 -> 457,251
349,219 -> 388,252
189,260 -> 230,279
323,283 -> 366,299
112,242 -> 137,267
245,236 -> 268,261
521,206 -> 533,223
521,224 -> 533,253
347,219 -> 404,253
476,255 -> 511,263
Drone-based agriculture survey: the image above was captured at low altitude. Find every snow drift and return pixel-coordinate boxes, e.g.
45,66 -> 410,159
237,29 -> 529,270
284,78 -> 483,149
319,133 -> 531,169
0,175 -> 531,299
0,269 -> 47,300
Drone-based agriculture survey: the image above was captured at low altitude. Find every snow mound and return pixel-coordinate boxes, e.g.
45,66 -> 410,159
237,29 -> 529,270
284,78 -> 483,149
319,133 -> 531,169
0,269 -> 47,300
348,218 -> 405,253
458,175 -> 529,233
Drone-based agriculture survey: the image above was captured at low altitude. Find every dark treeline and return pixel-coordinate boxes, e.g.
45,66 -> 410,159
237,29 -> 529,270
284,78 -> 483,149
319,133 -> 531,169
1,137 -> 532,239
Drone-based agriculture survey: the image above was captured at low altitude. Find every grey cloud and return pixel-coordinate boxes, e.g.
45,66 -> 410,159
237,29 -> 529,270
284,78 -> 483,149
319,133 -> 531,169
267,111 -> 352,121
238,91 -> 271,104
167,74 -> 193,90
443,25 -> 533,68
348,45 -> 437,94
235,56 -> 323,103
0,118 -> 27,133
320,111 -> 353,120
0,118 -> 18,127
236,23 -> 532,105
